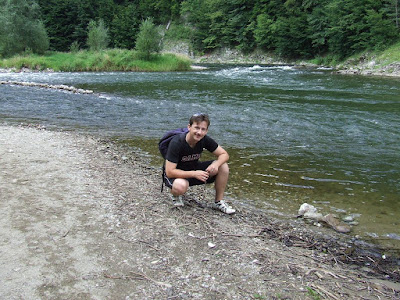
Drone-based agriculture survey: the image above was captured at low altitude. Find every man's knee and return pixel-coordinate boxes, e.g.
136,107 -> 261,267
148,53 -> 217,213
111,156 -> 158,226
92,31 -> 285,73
172,179 -> 189,195
219,162 -> 229,175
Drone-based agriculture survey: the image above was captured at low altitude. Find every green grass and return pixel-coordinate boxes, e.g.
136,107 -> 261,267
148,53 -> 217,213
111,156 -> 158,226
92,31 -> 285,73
307,41 -> 400,70
0,49 -> 192,72
374,41 -> 400,66
306,287 -> 321,300
307,54 -> 341,66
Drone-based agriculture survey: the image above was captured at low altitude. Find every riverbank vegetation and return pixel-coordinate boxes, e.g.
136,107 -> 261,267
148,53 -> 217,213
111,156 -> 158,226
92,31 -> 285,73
1,0 -> 399,72
307,40 -> 400,72
0,50 -> 191,72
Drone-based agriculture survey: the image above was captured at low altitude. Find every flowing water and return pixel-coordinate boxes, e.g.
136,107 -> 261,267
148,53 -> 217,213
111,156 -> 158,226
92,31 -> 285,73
1,65 -> 399,249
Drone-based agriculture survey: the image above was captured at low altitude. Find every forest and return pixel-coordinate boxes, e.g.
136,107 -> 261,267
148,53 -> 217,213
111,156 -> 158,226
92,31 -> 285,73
1,0 -> 400,61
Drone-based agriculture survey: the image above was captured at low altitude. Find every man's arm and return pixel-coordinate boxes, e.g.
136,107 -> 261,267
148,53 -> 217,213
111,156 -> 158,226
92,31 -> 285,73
165,145 -> 229,182
165,160 -> 210,183
205,146 -> 229,176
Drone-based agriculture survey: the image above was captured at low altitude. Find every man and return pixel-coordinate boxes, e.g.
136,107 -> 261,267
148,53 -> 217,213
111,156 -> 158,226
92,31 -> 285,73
164,113 -> 235,214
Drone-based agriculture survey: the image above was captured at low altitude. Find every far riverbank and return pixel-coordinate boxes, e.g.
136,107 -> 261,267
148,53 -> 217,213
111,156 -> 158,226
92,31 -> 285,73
2,40 -> 400,77
186,45 -> 400,78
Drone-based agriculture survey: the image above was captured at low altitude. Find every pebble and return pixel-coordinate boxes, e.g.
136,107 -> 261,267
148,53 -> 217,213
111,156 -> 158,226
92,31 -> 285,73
343,216 -> 354,222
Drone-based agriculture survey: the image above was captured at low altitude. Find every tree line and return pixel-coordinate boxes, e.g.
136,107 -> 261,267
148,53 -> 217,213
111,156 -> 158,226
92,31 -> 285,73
1,0 -> 399,60
182,0 -> 400,59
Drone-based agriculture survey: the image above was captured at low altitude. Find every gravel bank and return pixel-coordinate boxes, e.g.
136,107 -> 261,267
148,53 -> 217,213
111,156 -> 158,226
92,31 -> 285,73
0,125 -> 399,299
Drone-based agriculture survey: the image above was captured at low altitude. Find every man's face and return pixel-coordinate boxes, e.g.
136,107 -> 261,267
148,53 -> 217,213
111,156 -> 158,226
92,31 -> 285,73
188,121 -> 208,142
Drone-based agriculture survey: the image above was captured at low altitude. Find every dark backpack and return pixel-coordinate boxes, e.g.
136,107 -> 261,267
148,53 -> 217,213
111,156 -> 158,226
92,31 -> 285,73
158,127 -> 188,159
158,127 -> 188,192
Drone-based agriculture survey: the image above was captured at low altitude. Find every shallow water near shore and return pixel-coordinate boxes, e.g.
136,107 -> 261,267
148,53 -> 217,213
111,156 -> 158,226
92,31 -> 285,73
0,65 -> 399,250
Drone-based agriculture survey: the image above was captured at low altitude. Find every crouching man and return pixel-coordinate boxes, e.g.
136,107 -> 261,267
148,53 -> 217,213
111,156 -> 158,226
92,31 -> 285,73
163,113 -> 235,214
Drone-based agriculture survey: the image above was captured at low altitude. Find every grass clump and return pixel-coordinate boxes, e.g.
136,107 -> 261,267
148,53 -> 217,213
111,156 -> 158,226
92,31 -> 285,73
306,287 -> 321,300
308,41 -> 400,72
0,49 -> 191,72
308,54 -> 341,66
374,41 -> 400,66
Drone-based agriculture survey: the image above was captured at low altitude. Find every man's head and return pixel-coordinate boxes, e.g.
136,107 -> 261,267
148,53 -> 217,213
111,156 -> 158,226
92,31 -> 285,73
187,113 -> 210,144
189,113 -> 210,128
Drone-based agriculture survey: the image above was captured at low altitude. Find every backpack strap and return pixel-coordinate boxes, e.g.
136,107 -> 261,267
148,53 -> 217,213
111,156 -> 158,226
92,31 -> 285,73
161,162 -> 166,193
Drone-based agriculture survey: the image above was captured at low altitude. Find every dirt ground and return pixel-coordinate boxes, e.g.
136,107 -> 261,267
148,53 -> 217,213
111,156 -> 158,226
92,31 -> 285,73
0,125 -> 399,300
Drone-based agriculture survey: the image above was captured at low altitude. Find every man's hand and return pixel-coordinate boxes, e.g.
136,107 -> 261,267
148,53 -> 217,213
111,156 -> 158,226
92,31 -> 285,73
206,164 -> 219,176
194,170 -> 210,182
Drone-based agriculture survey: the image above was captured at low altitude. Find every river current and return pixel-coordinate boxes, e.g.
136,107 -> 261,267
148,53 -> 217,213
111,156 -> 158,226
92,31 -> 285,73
1,65 -> 399,249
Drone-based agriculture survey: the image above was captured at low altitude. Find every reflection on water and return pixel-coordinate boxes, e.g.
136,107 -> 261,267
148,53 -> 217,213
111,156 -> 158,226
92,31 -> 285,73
0,65 -> 399,249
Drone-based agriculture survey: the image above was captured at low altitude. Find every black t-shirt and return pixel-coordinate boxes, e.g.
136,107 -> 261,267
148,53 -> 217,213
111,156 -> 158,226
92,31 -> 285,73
166,133 -> 218,171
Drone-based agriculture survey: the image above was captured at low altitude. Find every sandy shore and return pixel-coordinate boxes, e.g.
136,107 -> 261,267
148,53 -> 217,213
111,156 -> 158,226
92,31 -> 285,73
0,125 -> 399,299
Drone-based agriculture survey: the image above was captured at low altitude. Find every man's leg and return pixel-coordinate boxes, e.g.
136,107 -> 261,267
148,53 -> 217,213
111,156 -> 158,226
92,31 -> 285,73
171,178 -> 189,196
167,179 -> 188,207
212,163 -> 235,214
214,162 -> 229,202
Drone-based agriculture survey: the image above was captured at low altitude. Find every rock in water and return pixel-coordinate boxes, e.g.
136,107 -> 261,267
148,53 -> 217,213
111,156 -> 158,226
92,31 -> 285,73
323,214 -> 351,233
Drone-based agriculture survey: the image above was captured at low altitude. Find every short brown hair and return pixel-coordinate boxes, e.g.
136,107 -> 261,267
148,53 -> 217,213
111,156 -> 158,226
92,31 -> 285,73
189,113 -> 210,127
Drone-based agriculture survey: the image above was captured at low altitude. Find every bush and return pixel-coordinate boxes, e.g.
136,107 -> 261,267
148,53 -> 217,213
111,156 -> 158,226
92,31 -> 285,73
87,19 -> 109,51
135,18 -> 162,60
164,23 -> 193,41
69,41 -> 80,53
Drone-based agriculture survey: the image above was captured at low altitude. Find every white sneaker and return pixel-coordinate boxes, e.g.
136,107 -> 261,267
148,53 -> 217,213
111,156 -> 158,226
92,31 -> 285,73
171,195 -> 184,207
213,200 -> 236,214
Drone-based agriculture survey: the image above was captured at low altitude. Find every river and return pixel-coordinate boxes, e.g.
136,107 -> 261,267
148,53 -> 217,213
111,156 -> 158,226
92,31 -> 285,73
1,65 -> 399,250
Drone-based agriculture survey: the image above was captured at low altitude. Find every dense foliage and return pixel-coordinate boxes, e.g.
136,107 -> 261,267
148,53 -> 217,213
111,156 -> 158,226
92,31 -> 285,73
0,0 -> 49,57
1,0 -> 399,60
181,0 -> 399,59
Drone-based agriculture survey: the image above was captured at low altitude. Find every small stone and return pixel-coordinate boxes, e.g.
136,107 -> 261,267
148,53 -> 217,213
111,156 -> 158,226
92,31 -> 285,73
343,216 -> 354,222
